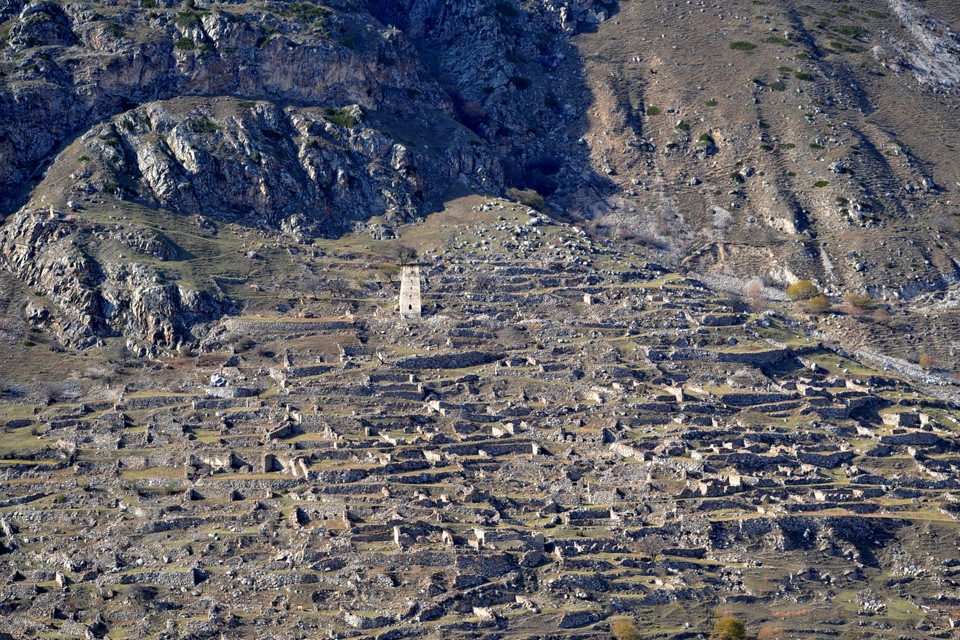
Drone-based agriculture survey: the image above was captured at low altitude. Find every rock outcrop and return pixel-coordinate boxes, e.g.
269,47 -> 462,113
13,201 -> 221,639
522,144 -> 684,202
0,208 -> 224,351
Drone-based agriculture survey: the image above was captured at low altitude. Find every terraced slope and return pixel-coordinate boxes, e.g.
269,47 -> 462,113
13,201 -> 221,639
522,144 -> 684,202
2,198 -> 960,639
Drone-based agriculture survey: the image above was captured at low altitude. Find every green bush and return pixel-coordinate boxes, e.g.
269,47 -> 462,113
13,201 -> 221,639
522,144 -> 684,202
705,99 -> 718,107
174,10 -> 206,29
730,41 -> 757,51
786,279 -> 819,300
711,617 -> 746,640
804,294 -> 832,314
189,117 -> 219,134
279,2 -> 329,24
794,71 -> 815,81
814,180 -> 829,188
507,187 -> 546,212
843,291 -> 873,311
646,106 -> 661,116
175,37 -> 197,50
323,107 -> 359,128
836,25 -> 869,38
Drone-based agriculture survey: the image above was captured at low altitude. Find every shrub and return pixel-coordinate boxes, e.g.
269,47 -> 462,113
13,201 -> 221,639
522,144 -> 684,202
705,99 -> 718,107
843,291 -> 873,311
836,25 -> 869,38
919,354 -> 936,370
675,121 -> 690,131
786,279 -> 819,300
730,41 -> 757,51
174,10 -> 206,29
189,117 -> 219,134
279,2 -> 329,24
804,294 -> 832,314
710,617 -> 746,640
814,180 -> 829,188
645,106 -> 661,116
323,107 -> 358,128
507,187 -> 546,212
611,620 -> 641,640
795,71 -> 815,81
175,37 -> 197,50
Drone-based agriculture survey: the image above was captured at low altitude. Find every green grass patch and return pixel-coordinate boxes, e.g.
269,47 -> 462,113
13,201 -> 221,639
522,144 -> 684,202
730,41 -> 758,51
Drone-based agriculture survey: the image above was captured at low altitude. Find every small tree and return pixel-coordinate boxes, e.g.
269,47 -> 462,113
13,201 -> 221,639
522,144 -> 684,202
843,291 -> 873,313
611,619 -> 641,640
744,277 -> 765,309
786,279 -> 820,300
710,616 -> 746,640
804,294 -> 832,314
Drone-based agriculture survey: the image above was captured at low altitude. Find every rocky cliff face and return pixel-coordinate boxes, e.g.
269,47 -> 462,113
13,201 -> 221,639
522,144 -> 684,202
0,207 -> 226,352
0,0 -> 473,214
63,96 -> 500,235
0,0 -> 514,351
3,0 -> 960,353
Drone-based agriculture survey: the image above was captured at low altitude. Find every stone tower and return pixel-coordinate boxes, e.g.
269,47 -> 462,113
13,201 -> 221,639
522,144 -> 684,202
399,265 -> 422,319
